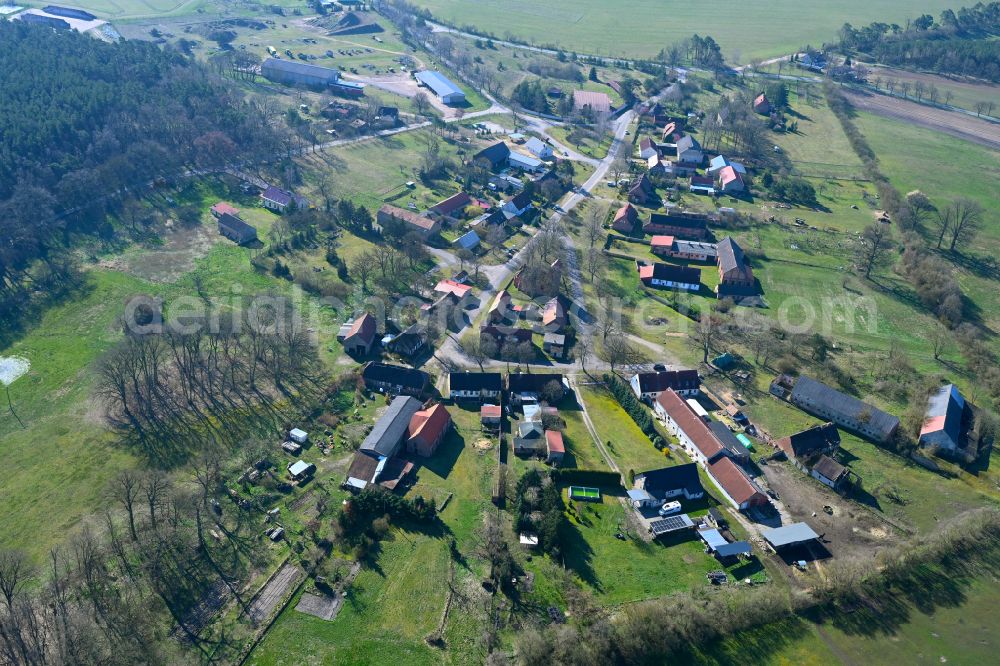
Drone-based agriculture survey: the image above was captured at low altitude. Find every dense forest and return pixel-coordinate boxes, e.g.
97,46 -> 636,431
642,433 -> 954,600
0,22 -> 287,338
838,2 -> 1000,80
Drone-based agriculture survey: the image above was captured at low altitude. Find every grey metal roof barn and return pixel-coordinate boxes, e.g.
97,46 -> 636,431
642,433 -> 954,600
360,395 -> 422,458
261,58 -> 341,87
790,376 -> 899,443
414,70 -> 465,103
761,522 -> 819,549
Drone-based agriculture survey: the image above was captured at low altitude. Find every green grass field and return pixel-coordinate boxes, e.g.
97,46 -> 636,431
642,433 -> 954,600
412,0 -> 958,60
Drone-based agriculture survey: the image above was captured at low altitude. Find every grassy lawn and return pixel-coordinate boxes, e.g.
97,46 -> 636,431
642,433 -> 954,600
548,124 -> 613,160
248,527 -> 452,666
559,492 -> 738,604
0,186 -> 352,563
298,129 -> 477,212
0,270 -> 143,561
576,384 -> 671,473
411,0 -> 958,60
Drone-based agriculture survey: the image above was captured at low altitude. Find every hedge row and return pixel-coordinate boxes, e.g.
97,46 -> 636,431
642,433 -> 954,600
551,468 -> 623,488
604,373 -> 658,438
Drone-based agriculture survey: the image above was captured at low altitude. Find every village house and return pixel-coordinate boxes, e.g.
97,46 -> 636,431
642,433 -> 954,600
810,455 -> 850,490
545,430 -> 565,465
785,375 -> 900,443
376,204 -> 441,239
543,332 -> 566,358
210,202 -> 239,218
508,372 -> 566,406
434,279 -> 477,309
345,395 -> 422,492
573,90 -> 612,114
717,165 -> 745,194
612,203 -> 641,235
447,372 -> 503,401
651,236 -> 718,262
689,175 -> 716,195
707,456 -> 769,510
708,421 -> 751,463
361,361 -> 429,397
776,422 -> 841,463
674,135 -> 704,164
629,369 -> 700,402
707,155 -> 747,177
452,229 -> 481,252
475,142 -> 512,171
541,297 -> 566,332
480,324 -> 533,351
525,136 -> 554,160
261,185 -> 308,213
217,213 -> 258,246
513,421 -> 546,456
919,384 -> 967,457
642,211 -> 711,240
502,190 -> 534,219
628,173 -> 656,205
654,389 -> 726,465
638,262 -> 701,291
638,137 -> 658,160
716,237 -> 756,296
652,389 -> 767,509
337,312 -> 378,356
429,191 -> 472,221
486,290 -> 514,325
406,403 -> 452,457
634,463 -> 705,502
480,404 -> 502,429
753,93 -> 771,115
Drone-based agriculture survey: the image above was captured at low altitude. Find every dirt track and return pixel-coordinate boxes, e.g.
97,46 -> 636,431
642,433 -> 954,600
761,460 -> 902,562
844,88 -> 1000,151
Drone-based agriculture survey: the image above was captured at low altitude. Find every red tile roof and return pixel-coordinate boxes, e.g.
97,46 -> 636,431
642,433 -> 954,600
545,430 -> 565,454
211,202 -> 239,217
718,166 -> 743,187
650,235 -> 674,249
481,404 -> 502,419
542,298 -> 565,327
379,204 -> 438,232
656,389 -> 725,459
409,403 -> 451,447
573,90 -> 612,113
708,456 -> 764,505
346,312 -> 376,344
435,279 -> 473,298
431,192 -> 472,216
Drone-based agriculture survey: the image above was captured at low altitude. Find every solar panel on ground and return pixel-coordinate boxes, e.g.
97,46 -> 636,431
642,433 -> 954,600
649,513 -> 694,535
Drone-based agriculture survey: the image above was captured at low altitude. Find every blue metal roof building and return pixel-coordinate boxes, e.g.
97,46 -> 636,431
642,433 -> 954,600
415,70 -> 466,104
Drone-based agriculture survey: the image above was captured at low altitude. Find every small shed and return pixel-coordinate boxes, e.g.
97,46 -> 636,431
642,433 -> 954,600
519,533 -> 540,550
761,522 -> 820,551
627,488 -> 659,509
288,460 -> 315,481
289,428 -> 308,444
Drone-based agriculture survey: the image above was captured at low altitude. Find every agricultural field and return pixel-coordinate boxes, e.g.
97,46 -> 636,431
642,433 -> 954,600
865,65 -> 1000,115
412,0 -> 958,60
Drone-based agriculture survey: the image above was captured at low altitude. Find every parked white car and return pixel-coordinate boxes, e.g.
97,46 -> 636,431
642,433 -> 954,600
658,501 -> 682,517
